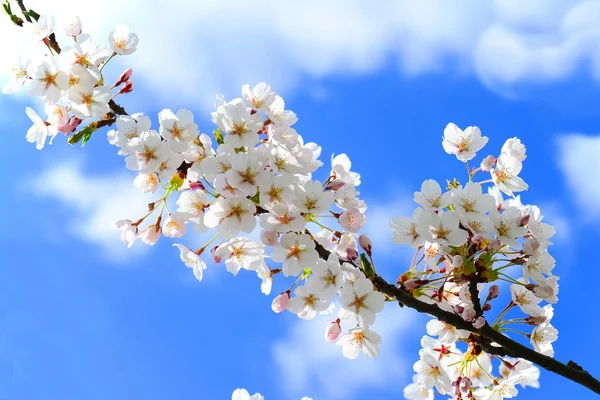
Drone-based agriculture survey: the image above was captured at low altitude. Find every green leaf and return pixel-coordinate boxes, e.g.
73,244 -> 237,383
68,125 -> 97,145
213,128 -> 224,146
360,253 -> 376,279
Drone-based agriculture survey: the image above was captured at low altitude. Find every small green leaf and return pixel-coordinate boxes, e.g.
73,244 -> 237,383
213,128 -> 224,146
68,125 -> 97,145
360,253 -> 376,279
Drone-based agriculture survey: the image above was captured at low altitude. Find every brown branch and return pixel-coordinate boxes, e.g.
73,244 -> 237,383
312,241 -> 600,395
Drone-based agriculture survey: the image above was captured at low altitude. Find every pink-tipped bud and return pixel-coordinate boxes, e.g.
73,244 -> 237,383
522,237 -> 540,256
325,319 -> 341,343
488,284 -> 500,300
358,234 -> 372,254
271,291 -> 290,313
532,284 -> 555,300
471,234 -> 484,244
451,255 -> 463,268
261,230 -> 279,246
519,214 -> 530,227
118,80 -> 134,94
114,68 -> 133,87
472,316 -> 486,329
211,245 -> 222,263
189,181 -> 205,191
327,180 -> 346,191
345,248 -> 358,261
487,239 -> 502,252
480,155 -> 496,172
58,116 -> 83,134
525,315 -> 547,325
460,377 -> 472,392
461,306 -> 476,322
403,279 -> 421,290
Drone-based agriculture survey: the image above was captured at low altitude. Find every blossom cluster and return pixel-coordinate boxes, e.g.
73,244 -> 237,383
395,125 -> 557,399
3,7 -> 563,400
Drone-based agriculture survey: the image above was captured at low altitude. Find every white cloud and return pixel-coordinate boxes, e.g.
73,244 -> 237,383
28,160 -> 154,259
557,134 -> 600,218
272,306 -> 417,399
1,0 -> 600,108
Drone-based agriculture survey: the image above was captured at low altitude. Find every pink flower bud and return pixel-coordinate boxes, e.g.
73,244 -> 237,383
461,306 -> 476,322
358,234 -> 372,254
118,80 -> 134,94
404,279 -> 421,290
260,230 -> 279,246
271,291 -> 290,313
460,377 -> 472,392
488,284 -> 500,300
451,255 -> 463,268
472,316 -> 486,329
188,181 -> 205,191
471,234 -> 484,244
114,68 -> 133,87
346,248 -> 358,261
326,180 -> 346,191
483,303 -> 491,312
58,116 -> 82,134
522,237 -> 540,256
532,284 -> 555,300
480,155 -> 496,172
519,214 -> 530,227
324,319 -> 341,343
525,315 -> 547,325
211,245 -> 222,263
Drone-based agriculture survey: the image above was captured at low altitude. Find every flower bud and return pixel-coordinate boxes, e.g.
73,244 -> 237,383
461,306 -> 476,322
326,180 -> 346,191
345,248 -> 358,261
532,284 -> 555,301
324,319 -> 341,343
472,316 -> 486,329
471,234 -> 484,244
460,377 -> 472,392
519,214 -> 530,227
271,291 -> 290,313
483,303 -> 491,312
522,237 -> 540,256
403,279 -> 421,290
63,15 -> 82,37
140,225 -> 161,245
358,234 -> 372,254
488,284 -> 500,300
58,116 -> 83,134
189,181 -> 205,191
451,255 -> 463,268
211,245 -> 222,263
118,80 -> 134,94
480,155 -> 496,172
134,172 -> 158,193
114,68 -> 133,87
260,230 -> 279,246
525,315 -> 547,325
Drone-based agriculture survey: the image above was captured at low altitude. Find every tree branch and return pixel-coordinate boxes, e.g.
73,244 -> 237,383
312,241 -> 600,395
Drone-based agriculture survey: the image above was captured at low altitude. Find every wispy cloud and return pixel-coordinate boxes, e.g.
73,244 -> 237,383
28,160 -> 154,260
272,306 -> 417,399
2,0 -> 600,108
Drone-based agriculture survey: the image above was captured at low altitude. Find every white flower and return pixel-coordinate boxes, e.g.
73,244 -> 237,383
501,137 -> 527,163
425,319 -> 469,344
242,82 -> 276,111
251,260 -> 273,295
336,327 -> 382,359
491,156 -> 528,196
500,358 -> 540,389
24,107 -> 49,150
339,208 -> 367,233
204,197 -> 257,240
2,56 -> 30,94
510,280 -> 543,317
113,219 -> 138,248
162,214 -> 187,238
214,237 -> 265,276
331,153 -> 361,187
271,233 -> 319,277
523,251 -> 555,284
266,95 -> 298,127
286,283 -> 331,320
490,207 -> 527,248
23,14 -> 55,43
133,172 -> 159,193
416,210 -> 468,247
68,85 -> 112,118
451,182 -> 495,222
391,208 -> 425,247
176,190 -> 212,232
413,353 -> 452,394
532,276 -> 560,304
108,114 -> 152,155
339,277 -> 385,327
293,180 -> 334,214
63,15 -> 82,37
159,109 -> 199,153
258,174 -> 294,207
259,203 -> 305,233
109,25 -> 139,55
473,377 -> 519,400
231,388 -> 264,400
306,253 -> 343,299
139,225 -> 161,245
442,123 -> 488,162
45,103 -> 68,127
66,64 -> 99,93
27,57 -> 68,104
215,99 -> 263,148
173,244 -> 205,281
414,179 -> 452,211
403,376 -> 434,400
524,205 -> 556,246
125,130 -> 170,172
63,35 -> 110,71
225,151 -> 270,195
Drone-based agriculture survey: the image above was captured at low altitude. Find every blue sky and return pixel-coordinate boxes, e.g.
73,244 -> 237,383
3,1 -> 600,399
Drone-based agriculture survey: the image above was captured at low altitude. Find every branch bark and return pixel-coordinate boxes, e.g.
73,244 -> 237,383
312,241 -> 600,395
